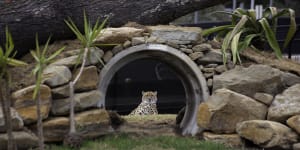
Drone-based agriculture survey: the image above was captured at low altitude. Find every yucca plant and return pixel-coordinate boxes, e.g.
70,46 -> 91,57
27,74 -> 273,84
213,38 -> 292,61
30,35 -> 65,150
203,7 -> 296,65
0,27 -> 27,150
64,11 -> 107,148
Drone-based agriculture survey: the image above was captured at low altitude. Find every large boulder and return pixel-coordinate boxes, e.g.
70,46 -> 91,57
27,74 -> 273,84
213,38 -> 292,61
148,25 -> 202,45
39,109 -> 113,142
0,107 -> 24,132
287,115 -> 300,134
197,88 -> 267,133
42,65 -> 72,87
12,85 -> 51,124
51,90 -> 101,115
0,131 -> 38,150
203,132 -> 243,148
236,120 -> 298,149
73,66 -> 99,92
95,27 -> 145,44
213,65 -> 284,98
268,84 -> 300,122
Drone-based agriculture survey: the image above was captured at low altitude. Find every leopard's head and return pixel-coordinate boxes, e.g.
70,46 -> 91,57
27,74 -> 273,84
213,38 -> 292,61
141,91 -> 157,104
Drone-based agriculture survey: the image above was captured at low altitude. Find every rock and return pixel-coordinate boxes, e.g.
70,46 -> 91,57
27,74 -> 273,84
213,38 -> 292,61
103,50 -> 113,63
215,65 -> 227,74
51,90 -> 101,115
131,37 -> 145,46
180,48 -> 193,54
166,41 -> 179,49
0,107 -> 23,132
51,84 -> 70,99
146,36 -> 157,43
0,131 -> 38,150
213,65 -> 284,98
148,25 -> 202,45
73,66 -> 99,92
203,132 -> 243,148
197,88 -> 267,133
294,143 -> 300,150
236,120 -> 298,149
107,111 -> 125,128
111,44 -> 123,54
205,64 -> 218,68
207,79 -> 213,88
203,72 -> 214,78
95,27 -> 145,44
42,65 -> 72,87
40,109 -> 113,142
197,49 -> 223,65
52,47 -> 104,68
123,40 -> 132,48
192,43 -> 212,52
189,52 -> 204,61
12,85 -> 51,124
202,67 -> 215,73
268,84 -> 300,122
287,115 -> 300,134
254,92 -> 274,105
281,72 -> 300,87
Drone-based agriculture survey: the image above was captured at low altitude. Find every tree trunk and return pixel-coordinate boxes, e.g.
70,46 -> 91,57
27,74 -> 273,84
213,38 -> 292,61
0,0 -> 230,56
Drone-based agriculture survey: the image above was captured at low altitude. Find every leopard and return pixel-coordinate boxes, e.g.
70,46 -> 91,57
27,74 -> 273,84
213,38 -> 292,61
129,91 -> 158,115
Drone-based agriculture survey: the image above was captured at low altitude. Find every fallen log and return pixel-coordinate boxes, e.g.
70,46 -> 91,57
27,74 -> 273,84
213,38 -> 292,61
0,0 -> 230,56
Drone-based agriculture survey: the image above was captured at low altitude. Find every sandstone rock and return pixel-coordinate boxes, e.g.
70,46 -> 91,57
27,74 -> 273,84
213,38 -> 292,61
43,65 -> 72,87
148,25 -> 202,45
236,120 -> 298,149
215,65 -> 227,74
268,84 -> 300,122
51,84 -> 70,99
95,27 -> 144,44
73,66 -> 99,92
123,40 -> 132,48
12,85 -> 51,124
287,115 -> 300,134
189,52 -> 204,61
207,79 -> 213,88
294,143 -> 300,150
111,44 -> 123,54
103,50 -> 113,63
254,92 -> 274,105
52,47 -> 104,68
203,132 -> 243,148
0,131 -> 38,150
180,48 -> 193,54
192,43 -> 212,52
197,88 -> 267,133
203,72 -> 214,78
202,67 -> 215,73
0,107 -> 23,132
197,49 -> 223,65
213,65 -> 284,98
51,90 -> 101,115
281,72 -> 300,87
166,41 -> 180,49
146,36 -> 157,43
40,109 -> 112,142
205,64 -> 218,68
131,37 -> 145,46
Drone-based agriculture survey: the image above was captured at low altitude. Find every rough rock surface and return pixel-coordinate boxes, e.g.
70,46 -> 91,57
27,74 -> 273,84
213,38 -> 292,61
73,66 -> 99,92
236,120 -> 298,149
268,84 -> 300,122
287,115 -> 300,134
0,107 -> 24,132
281,72 -> 300,87
197,88 -> 267,133
95,27 -> 145,44
192,43 -> 212,52
254,92 -> 274,106
43,65 -> 72,87
51,84 -> 70,99
196,49 -> 223,65
51,90 -> 101,115
0,131 -> 38,150
12,85 -> 52,124
203,132 -> 243,148
39,109 -> 112,142
213,65 -> 284,98
148,25 -> 202,45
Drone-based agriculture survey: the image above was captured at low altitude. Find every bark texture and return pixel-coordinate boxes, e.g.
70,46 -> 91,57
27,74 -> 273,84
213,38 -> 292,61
0,0 -> 229,56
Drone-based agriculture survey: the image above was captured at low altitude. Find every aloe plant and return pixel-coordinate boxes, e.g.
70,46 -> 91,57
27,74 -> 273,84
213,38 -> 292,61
64,11 -> 107,147
0,27 -> 27,150
30,35 -> 65,150
203,7 -> 297,65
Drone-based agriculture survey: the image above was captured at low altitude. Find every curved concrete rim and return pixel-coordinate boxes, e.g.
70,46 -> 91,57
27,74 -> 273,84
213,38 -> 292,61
97,44 -> 209,135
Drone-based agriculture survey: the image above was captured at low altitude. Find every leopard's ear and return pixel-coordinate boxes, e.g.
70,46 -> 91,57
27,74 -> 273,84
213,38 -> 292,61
154,91 -> 157,95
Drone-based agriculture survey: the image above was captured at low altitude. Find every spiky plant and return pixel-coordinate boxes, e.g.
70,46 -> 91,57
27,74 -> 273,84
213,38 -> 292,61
203,7 -> 296,65
30,35 -> 65,150
64,11 -> 107,148
0,27 -> 27,150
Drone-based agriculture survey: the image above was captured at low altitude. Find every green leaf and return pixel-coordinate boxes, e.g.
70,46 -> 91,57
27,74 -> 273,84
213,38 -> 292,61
202,25 -> 234,36
7,58 -> 28,66
283,9 -> 297,50
231,31 -> 243,64
259,18 -> 282,58
46,46 -> 65,62
221,31 -> 232,65
239,34 -> 260,51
